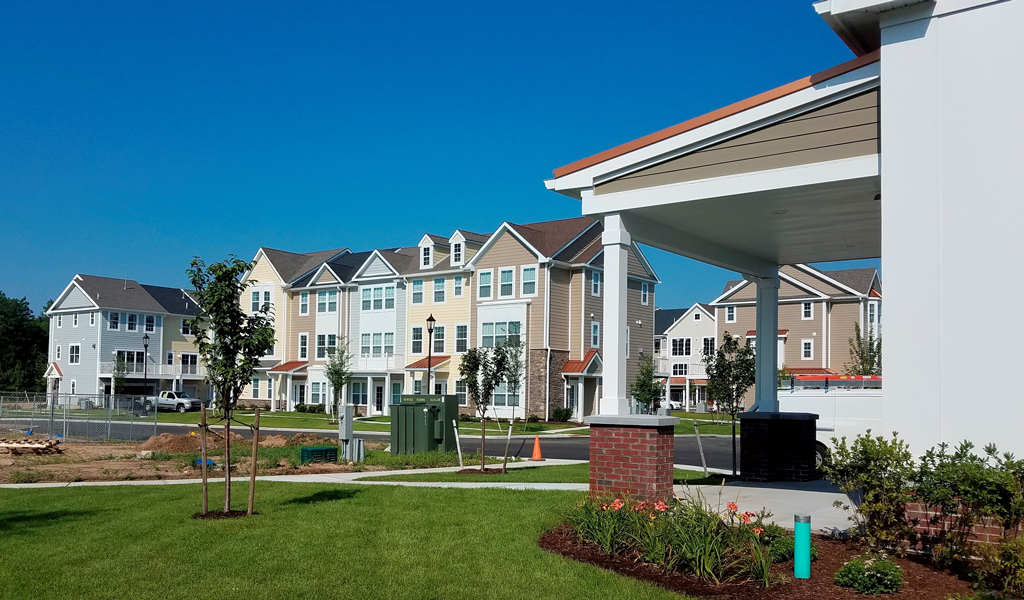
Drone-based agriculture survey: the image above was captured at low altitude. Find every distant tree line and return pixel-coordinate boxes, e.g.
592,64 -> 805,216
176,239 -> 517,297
0,292 -> 50,392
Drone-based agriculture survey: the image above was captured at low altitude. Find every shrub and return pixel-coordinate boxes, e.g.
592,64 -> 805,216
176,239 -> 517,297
10,470 -> 42,484
766,533 -> 820,564
305,404 -> 326,414
834,554 -> 904,594
294,404 -> 307,413
458,413 -> 478,423
973,535 -> 1024,597
527,414 -> 540,423
551,407 -> 573,422
823,430 -> 917,552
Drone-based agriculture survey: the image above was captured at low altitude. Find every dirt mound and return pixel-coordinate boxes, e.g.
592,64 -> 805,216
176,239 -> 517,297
288,433 -> 336,447
209,430 -> 247,444
259,435 -> 288,448
138,433 -> 203,453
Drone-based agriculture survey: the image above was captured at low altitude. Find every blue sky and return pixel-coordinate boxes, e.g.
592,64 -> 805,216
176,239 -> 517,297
0,1 -> 879,313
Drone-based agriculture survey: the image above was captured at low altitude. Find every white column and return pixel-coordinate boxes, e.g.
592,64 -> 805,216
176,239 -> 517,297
600,213 -> 631,415
748,273 -> 780,413
286,374 -> 293,411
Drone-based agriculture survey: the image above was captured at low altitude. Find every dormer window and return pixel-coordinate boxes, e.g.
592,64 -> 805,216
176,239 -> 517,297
452,242 -> 463,265
421,246 -> 432,268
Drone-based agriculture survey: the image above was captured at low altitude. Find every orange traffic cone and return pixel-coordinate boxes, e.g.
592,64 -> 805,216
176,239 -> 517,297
530,435 -> 545,461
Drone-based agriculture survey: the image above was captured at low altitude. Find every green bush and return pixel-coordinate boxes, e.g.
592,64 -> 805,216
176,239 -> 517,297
294,404 -> 307,413
550,407 -> 573,422
527,414 -> 540,423
766,533 -> 820,564
305,404 -> 326,414
458,413 -> 478,423
833,554 -> 904,594
974,535 -> 1024,597
10,470 -> 43,484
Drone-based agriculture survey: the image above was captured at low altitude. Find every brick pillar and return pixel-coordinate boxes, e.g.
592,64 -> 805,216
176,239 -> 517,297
586,415 -> 678,501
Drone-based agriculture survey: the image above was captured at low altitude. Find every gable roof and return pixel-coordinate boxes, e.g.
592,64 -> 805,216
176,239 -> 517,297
820,267 -> 879,296
507,216 -> 597,257
562,349 -> 602,375
260,247 -> 349,284
140,285 -> 200,316
457,230 -> 490,244
73,275 -> 169,313
654,308 -> 689,335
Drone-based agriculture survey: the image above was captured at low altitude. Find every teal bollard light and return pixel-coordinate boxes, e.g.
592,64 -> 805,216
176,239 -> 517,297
794,513 -> 811,579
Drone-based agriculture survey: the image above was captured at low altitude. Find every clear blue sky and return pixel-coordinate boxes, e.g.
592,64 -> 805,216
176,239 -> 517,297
0,1 -> 879,313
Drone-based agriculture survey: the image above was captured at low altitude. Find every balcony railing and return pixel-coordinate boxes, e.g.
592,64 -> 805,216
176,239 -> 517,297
354,353 -> 405,372
99,362 -> 206,378
658,360 -> 707,379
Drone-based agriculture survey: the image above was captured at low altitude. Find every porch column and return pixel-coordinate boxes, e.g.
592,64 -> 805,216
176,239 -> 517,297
600,213 -> 630,415
286,374 -> 293,411
748,272 -> 780,413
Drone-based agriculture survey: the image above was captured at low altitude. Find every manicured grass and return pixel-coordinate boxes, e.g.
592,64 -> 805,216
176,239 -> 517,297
671,412 -> 738,436
148,410 -> 392,432
360,463 -> 730,486
0,484 -> 686,600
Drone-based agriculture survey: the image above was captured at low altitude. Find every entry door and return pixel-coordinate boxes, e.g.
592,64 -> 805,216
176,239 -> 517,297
295,384 -> 306,408
374,385 -> 385,413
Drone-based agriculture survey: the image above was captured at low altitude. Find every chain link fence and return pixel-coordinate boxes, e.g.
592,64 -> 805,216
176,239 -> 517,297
0,392 -> 195,443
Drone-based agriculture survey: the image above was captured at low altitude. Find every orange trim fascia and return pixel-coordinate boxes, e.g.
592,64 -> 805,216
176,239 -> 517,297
552,50 -> 880,179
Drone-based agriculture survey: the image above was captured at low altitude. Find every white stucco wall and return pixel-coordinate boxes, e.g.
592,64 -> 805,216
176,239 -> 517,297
880,0 -> 1024,454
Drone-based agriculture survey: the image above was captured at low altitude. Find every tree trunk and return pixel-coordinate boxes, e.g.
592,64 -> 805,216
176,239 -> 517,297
480,409 -> 486,472
224,410 -> 232,512
501,417 -> 513,474
200,407 -> 208,514
247,409 -> 259,516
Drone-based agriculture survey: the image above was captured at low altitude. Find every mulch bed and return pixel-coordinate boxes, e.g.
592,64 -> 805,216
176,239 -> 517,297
192,510 -> 254,520
538,525 -> 975,599
456,468 -> 506,476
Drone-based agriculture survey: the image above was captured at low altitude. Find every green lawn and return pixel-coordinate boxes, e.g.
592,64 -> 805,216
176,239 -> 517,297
361,463 -> 731,486
148,410 -> 392,432
363,415 -> 583,435
671,412 -> 738,436
0,483 -> 686,600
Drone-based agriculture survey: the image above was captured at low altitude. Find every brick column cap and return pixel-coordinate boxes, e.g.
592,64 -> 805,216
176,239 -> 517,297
585,414 -> 679,427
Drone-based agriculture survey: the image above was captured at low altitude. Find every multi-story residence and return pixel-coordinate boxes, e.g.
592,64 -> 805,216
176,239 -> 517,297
44,275 -> 207,399
710,264 -> 881,407
654,303 -> 716,410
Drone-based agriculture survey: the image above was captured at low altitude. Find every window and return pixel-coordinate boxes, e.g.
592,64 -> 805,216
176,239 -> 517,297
591,322 -> 600,349
413,379 -> 423,395
433,278 -> 446,303
299,292 -> 309,315
267,377 -> 273,400
802,302 -> 813,320
69,380 -> 76,395
868,301 -> 878,334
802,339 -> 814,360
108,312 -> 119,330
492,380 -> 520,407
327,290 -> 337,312
251,291 -> 260,313
641,283 -> 649,305
654,338 -> 662,355
411,327 -> 423,354
591,271 -> 601,297
391,382 -> 402,405
310,382 -> 321,404
73,313 -> 79,327
521,267 -> 537,296
456,325 -> 468,353
422,246 -> 431,267
452,242 -> 463,264
55,345 -> 61,360
263,291 -> 272,311
726,306 -> 736,323
299,334 -> 308,360
372,333 -> 382,356
181,353 -> 199,375
265,335 -> 276,356
702,337 -> 716,357
672,338 -> 691,357
181,320 -> 195,336
68,344 -> 80,365
362,288 -> 371,311
499,269 -> 514,298
166,351 -> 174,366
317,291 -> 327,313
384,332 -> 394,355
412,280 -> 424,304
372,287 -> 383,310
251,377 -> 260,399
455,380 -> 467,406
673,363 -> 688,376
694,312 -> 701,322
327,334 -> 337,356
453,275 -> 463,298
127,314 -> 138,332
625,326 -> 630,358
384,286 -> 395,309
57,314 -> 62,328
89,312 -> 95,326
433,326 -> 445,354
481,321 -> 521,347
144,315 -> 154,332
350,382 -> 367,405
316,334 -> 327,359
478,270 -> 493,299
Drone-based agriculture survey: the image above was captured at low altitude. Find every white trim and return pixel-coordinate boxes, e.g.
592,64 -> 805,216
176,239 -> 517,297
497,267 -> 516,299
466,223 -> 545,267
299,291 -> 309,316
298,332 -> 309,361
47,277 -> 100,314
801,339 -> 815,361
779,271 -> 831,299
725,306 -> 737,323
520,264 -> 539,298
590,269 -> 601,297
629,242 -> 661,283
450,241 -> 464,266
410,279 -> 425,305
710,280 -> 750,305
431,276 -> 447,304
792,263 -> 865,297
453,274 -> 465,298
801,301 -> 814,321
352,250 -> 399,280
641,282 -> 649,306
590,321 -> 600,349
454,322 -> 470,354
89,312 -> 95,326
55,344 -> 61,361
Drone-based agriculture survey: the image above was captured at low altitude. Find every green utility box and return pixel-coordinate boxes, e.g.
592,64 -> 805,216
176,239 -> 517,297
300,446 -> 339,464
390,395 -> 458,455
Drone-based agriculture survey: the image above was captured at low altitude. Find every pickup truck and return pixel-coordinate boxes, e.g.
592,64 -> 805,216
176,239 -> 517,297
144,391 -> 204,413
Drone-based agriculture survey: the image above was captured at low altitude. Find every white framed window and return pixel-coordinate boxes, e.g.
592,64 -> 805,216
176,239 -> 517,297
672,338 -> 691,357
641,283 -> 649,305
625,326 -> 630,358
801,339 -> 814,360
372,333 -> 382,356
263,291 -> 272,311
453,275 -> 464,298
89,312 -> 95,326
672,363 -> 688,376
299,333 -> 308,360
481,321 -> 521,347
299,292 -> 309,316
350,382 -> 367,405
455,324 -> 468,353
477,270 -> 493,300
361,334 -> 371,356
55,345 -> 61,361
702,337 -> 716,357
144,315 -> 154,332
591,271 -> 601,297
654,338 -> 662,356
108,312 -> 120,330
452,242 -> 463,265
362,288 -> 372,311
455,379 -> 467,406
127,314 -> 138,332
421,246 -> 432,268
802,301 -> 813,320
181,353 -> 199,375
310,382 -> 321,404
181,319 -> 195,336
411,327 -> 423,354
590,322 -> 600,349
413,379 -> 423,395
499,268 -> 514,298
384,332 -> 394,355
867,301 -> 879,335
57,314 -> 62,328
327,290 -> 337,312
433,325 -> 445,354
725,306 -> 736,323
412,280 -> 424,304
521,266 -> 537,296
69,380 -> 76,395
267,377 -> 273,400
163,351 -> 173,366
433,277 -> 446,303
72,313 -> 79,327
316,334 -> 327,359
251,377 -> 260,399
327,334 -> 337,356
373,287 -> 384,310
317,291 -> 327,313
384,286 -> 395,309
251,291 -> 261,313
68,344 -> 80,365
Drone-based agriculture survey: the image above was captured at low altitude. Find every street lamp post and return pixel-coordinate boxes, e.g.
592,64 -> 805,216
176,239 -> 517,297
143,333 -> 153,434
426,314 -> 435,395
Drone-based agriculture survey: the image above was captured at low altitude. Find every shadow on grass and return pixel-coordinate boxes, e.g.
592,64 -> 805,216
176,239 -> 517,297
0,509 -> 101,535
674,475 -> 737,486
284,489 -> 361,505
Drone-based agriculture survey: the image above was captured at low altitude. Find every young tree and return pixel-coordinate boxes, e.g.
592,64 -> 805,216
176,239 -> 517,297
187,256 -> 275,513
500,337 -> 525,472
459,346 -> 507,472
629,353 -> 664,415
846,322 -> 882,375
704,332 -> 756,476
112,356 -> 127,396
324,338 -> 354,436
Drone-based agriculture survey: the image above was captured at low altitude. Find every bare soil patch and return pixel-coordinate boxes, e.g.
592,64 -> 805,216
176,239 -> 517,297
456,468 -> 505,476
259,435 -> 288,448
192,510 -> 252,520
538,525 -> 975,600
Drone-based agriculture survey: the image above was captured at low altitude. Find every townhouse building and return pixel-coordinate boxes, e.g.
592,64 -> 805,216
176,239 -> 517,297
44,275 -> 207,399
654,303 -> 716,410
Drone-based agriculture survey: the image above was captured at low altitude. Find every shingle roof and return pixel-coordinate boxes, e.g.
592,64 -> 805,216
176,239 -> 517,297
699,303 -> 714,315
507,216 -> 597,258
377,248 -> 419,276
260,247 -> 349,284
75,275 -> 169,313
424,234 -> 448,245
820,267 -> 879,295
721,280 -> 744,295
458,231 -> 490,244
654,308 -> 689,335
141,285 -> 200,316
289,250 -> 375,287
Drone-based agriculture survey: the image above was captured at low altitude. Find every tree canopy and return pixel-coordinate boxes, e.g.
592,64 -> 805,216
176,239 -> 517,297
0,292 -> 49,392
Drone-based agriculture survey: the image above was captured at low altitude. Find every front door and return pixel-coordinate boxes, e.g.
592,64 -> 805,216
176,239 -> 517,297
295,384 -> 306,410
374,385 -> 384,413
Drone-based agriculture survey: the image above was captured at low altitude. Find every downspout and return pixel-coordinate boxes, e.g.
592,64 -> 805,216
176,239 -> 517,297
544,263 -> 551,422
